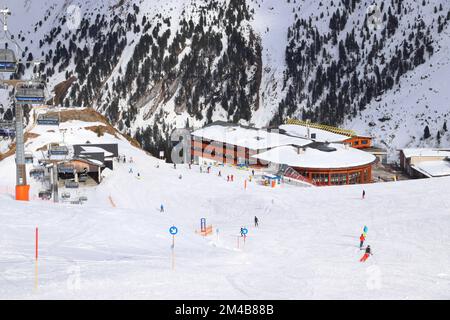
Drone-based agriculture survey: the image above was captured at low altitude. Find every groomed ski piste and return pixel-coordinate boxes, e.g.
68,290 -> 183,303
0,114 -> 449,299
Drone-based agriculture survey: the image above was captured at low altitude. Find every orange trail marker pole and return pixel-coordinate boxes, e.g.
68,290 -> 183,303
172,235 -> 175,270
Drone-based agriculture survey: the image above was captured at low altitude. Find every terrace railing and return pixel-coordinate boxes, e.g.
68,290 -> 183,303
283,167 -> 317,187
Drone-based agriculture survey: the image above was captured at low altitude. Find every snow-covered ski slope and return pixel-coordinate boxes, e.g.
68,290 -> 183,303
0,117 -> 449,299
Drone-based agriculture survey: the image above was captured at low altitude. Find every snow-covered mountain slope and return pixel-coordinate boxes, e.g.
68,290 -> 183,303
0,114 -> 449,299
0,0 -> 449,160
344,28 -> 450,160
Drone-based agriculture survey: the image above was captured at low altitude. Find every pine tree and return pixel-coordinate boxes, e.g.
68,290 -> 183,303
423,125 -> 431,139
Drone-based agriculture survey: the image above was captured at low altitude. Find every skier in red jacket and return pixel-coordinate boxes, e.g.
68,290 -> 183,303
359,233 -> 366,249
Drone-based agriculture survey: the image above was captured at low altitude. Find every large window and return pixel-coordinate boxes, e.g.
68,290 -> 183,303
331,173 -> 347,185
312,173 -> 331,185
348,171 -> 361,184
363,168 -> 370,182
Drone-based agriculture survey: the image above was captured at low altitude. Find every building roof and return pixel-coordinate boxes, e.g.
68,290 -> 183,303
191,123 -> 312,150
61,158 -> 105,167
279,124 -> 350,143
412,160 -> 450,177
401,148 -> 450,158
252,144 -> 376,169
80,146 -> 114,157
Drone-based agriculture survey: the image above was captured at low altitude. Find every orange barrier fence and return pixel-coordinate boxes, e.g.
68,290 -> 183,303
196,225 -> 214,237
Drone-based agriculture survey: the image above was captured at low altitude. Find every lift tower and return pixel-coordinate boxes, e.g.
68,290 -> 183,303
0,8 -> 43,201
14,99 -> 29,200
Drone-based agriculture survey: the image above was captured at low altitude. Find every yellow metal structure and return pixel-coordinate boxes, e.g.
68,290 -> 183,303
286,119 -> 357,137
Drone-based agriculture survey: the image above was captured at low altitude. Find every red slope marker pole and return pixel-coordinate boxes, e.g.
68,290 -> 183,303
35,227 -> 39,261
35,227 -> 39,290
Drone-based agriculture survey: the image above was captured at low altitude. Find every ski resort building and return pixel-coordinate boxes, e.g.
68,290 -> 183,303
400,148 -> 450,178
191,121 -> 311,167
191,122 -> 376,186
253,144 -> 376,186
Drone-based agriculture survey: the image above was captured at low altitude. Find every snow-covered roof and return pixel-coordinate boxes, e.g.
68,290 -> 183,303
402,148 -> 450,159
280,124 -> 350,143
412,161 -> 450,177
80,146 -> 114,157
192,124 -> 312,150
64,158 -> 105,167
252,144 -> 376,169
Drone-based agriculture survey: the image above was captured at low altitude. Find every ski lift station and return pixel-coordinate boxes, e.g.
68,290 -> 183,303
26,142 -> 120,200
191,121 -> 378,186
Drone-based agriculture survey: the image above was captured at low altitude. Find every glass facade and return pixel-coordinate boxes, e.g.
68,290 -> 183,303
294,166 -> 372,186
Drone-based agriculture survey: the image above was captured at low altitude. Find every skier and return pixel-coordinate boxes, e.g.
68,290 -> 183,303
254,216 -> 259,227
174,163 -> 177,169
129,168 -> 133,174
252,169 -> 255,176
231,175 -> 234,182
359,233 -> 366,249
360,245 -> 372,262
137,172 -> 141,179
123,156 -> 126,163
363,225 -> 368,237
188,163 -> 192,169
240,227 -> 244,237
160,204 -> 165,213
218,171 -> 222,177
179,174 -> 182,179
227,175 -> 230,182
362,190 -> 366,199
